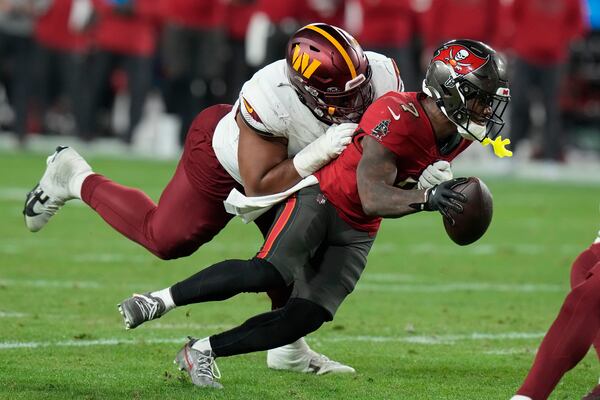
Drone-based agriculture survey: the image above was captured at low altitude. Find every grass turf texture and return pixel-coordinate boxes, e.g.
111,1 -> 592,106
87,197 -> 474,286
1,150 -> 600,399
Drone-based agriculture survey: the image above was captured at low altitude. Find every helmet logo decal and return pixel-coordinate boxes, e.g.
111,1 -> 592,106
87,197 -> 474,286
292,44 -> 322,79
433,45 -> 488,75
305,24 -> 357,79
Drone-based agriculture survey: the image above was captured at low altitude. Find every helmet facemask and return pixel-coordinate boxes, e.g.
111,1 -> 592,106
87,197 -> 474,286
307,66 -> 374,124
449,79 -> 510,142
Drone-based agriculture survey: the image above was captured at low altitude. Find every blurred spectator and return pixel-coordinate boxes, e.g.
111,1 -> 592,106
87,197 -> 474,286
508,0 -> 586,161
160,0 -> 228,144
354,0 -> 419,91
0,0 -> 41,142
300,0 -> 346,26
81,0 -> 160,143
245,0 -> 345,69
421,0 -> 500,66
223,0 -> 257,104
34,0 -> 92,138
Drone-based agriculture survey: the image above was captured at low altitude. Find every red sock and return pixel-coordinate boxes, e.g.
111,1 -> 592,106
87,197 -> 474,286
517,259 -> 600,399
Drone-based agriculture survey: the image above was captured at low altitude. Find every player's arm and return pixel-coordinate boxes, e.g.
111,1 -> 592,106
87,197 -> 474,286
357,136 -> 426,218
237,112 -> 302,197
357,136 -> 466,218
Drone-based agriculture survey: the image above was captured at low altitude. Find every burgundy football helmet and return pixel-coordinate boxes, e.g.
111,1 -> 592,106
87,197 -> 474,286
285,23 -> 373,125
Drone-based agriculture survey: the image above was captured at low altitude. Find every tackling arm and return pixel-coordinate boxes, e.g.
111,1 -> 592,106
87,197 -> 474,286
237,113 -> 303,196
357,136 -> 426,218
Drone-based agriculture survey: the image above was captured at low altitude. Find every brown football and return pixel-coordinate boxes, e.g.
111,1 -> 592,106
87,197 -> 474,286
443,177 -> 493,246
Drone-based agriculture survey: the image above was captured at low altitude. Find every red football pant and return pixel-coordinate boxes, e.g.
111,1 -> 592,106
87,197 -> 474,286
517,243 -> 600,399
80,104 -> 291,308
81,161 -> 234,259
81,105 -> 238,260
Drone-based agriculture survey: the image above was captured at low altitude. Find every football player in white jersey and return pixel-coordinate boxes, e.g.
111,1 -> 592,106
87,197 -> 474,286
23,23 -> 405,374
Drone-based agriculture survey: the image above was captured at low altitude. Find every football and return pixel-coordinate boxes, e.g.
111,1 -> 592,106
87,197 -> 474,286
443,177 -> 493,246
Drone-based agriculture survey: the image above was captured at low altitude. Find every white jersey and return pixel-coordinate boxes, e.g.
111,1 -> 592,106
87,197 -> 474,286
212,51 -> 403,183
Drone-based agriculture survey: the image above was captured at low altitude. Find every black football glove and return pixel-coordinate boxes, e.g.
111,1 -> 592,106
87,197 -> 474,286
411,177 -> 468,223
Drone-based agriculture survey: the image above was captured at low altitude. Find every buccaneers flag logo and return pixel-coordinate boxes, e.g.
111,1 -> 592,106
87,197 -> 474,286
433,45 -> 488,75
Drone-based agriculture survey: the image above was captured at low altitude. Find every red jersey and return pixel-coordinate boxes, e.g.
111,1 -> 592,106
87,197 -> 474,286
35,0 -> 91,53
315,92 -> 471,233
511,0 -> 586,65
94,0 -> 161,57
162,0 -> 225,29
356,0 -> 415,47
422,0 -> 500,49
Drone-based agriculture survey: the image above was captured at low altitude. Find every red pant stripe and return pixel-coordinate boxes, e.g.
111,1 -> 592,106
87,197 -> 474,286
257,197 -> 297,259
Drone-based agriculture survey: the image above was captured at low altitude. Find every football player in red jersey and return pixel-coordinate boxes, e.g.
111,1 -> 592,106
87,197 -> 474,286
511,237 -> 600,400
23,23 -> 403,374
117,40 -> 511,388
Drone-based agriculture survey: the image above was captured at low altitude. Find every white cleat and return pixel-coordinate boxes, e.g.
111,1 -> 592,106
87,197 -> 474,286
267,337 -> 355,375
23,146 -> 92,232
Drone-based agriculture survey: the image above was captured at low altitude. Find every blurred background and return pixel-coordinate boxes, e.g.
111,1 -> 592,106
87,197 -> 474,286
0,0 -> 597,180
1,3 -> 600,396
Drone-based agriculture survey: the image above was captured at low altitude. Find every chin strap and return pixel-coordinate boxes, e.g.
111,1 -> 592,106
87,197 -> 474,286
482,135 -> 513,158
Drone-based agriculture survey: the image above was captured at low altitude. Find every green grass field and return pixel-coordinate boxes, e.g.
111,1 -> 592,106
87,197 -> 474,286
2,150 -> 600,399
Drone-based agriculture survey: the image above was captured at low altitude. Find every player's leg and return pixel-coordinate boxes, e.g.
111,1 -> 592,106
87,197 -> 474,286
118,192 -> 313,328
174,213 -> 374,388
267,215 -> 374,375
263,190 -> 373,374
512,260 -> 600,400
81,155 -> 233,260
570,242 -> 600,399
24,104 -> 236,260
253,207 -> 295,309
173,297 -> 331,388
118,256 -> 287,329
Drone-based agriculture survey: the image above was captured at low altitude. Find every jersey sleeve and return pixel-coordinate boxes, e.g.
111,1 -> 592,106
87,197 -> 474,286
238,70 -> 288,138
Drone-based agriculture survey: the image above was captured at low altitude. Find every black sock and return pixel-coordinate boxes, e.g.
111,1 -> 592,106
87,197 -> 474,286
209,298 -> 331,357
170,257 -> 285,306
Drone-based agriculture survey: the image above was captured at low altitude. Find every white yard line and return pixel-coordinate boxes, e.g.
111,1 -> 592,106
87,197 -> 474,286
0,337 -> 184,350
0,277 -> 565,293
483,348 -> 537,355
0,311 -> 27,318
0,187 -> 86,205
0,187 -> 30,201
0,331 -> 547,350
356,282 -> 565,293
324,332 -> 546,345
0,279 -> 101,289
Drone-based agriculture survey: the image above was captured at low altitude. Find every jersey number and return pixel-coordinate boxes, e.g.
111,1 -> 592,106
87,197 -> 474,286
388,102 -> 420,120
401,103 -> 419,118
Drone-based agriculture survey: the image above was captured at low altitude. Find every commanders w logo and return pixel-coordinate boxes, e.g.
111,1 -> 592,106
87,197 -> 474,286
292,45 -> 321,79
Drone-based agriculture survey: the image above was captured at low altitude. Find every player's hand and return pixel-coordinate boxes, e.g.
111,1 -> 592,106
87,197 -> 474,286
293,123 -> 357,177
423,178 -> 468,221
324,123 -> 357,157
417,160 -> 453,189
